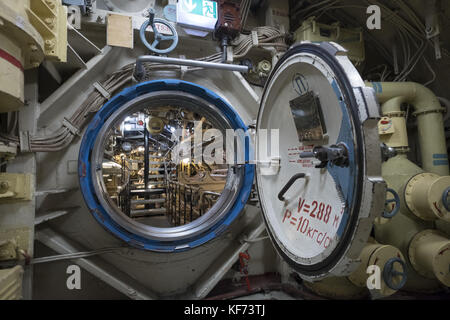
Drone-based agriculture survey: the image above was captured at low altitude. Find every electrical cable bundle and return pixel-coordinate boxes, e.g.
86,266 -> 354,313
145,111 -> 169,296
0,65 -> 134,152
0,26 -> 286,153
290,0 -> 440,85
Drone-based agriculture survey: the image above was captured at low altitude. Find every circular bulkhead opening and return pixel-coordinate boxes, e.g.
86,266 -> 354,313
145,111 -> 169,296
79,80 -> 254,252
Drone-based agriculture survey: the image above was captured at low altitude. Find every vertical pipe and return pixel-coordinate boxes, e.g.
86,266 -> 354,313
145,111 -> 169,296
171,183 -> 173,222
167,181 -> 171,223
144,127 -> 150,208
367,82 -> 449,175
190,186 -> 193,222
183,185 -> 186,225
169,182 -> 172,224
416,111 -> 448,175
178,183 -> 181,226
121,157 -> 125,212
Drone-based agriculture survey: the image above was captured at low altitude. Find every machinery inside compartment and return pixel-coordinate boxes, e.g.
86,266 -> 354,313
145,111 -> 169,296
101,106 -> 229,227
0,0 -> 449,302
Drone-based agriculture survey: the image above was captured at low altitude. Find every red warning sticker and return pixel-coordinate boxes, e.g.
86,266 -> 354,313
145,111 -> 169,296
288,145 -> 314,167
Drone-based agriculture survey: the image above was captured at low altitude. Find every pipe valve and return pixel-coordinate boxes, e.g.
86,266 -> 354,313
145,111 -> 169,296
380,143 -> 397,162
442,187 -> 450,212
299,143 -> 349,168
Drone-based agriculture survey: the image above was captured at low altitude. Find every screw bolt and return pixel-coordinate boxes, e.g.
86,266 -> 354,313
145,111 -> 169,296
0,181 -> 9,193
29,44 -> 38,52
44,18 -> 55,28
44,40 -> 55,49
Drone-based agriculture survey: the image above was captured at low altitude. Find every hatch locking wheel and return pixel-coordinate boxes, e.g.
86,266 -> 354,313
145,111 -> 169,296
139,8 -> 179,55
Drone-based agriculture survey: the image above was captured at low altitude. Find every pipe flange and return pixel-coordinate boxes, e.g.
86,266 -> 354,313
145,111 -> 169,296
404,173 -> 450,221
408,229 -> 450,285
382,111 -> 406,118
412,107 -> 446,117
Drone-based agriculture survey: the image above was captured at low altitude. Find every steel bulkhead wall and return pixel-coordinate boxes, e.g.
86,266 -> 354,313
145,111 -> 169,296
78,79 -> 254,252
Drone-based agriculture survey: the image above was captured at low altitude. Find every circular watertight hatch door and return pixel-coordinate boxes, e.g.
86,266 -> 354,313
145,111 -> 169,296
255,42 -> 386,281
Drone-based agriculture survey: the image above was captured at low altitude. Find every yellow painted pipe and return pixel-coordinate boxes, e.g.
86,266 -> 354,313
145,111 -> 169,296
348,240 -> 406,297
404,173 -> 450,222
375,154 -> 442,292
367,82 -> 449,176
408,229 -> 450,286
378,98 -> 409,150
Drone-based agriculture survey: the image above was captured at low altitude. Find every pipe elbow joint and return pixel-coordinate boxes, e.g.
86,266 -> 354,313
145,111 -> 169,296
407,82 -> 442,114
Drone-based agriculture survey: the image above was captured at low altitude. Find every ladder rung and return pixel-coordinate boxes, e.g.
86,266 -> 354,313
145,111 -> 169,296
130,208 -> 166,217
132,182 -> 165,187
130,188 -> 165,193
131,198 -> 165,205
148,174 -> 165,179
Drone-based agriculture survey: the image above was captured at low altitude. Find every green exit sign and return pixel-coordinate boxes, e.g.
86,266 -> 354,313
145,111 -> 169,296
182,0 -> 217,18
177,0 -> 218,31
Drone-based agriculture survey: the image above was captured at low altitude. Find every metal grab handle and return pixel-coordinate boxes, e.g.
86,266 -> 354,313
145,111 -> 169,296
278,173 -> 306,201
442,187 -> 450,211
383,257 -> 407,290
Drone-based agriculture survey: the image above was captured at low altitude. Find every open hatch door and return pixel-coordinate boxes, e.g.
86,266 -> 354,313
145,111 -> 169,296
255,42 -> 385,281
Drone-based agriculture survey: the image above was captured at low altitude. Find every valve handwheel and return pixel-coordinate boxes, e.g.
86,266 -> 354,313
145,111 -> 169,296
383,257 -> 407,290
383,188 -> 400,218
139,9 -> 178,54
442,187 -> 450,212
